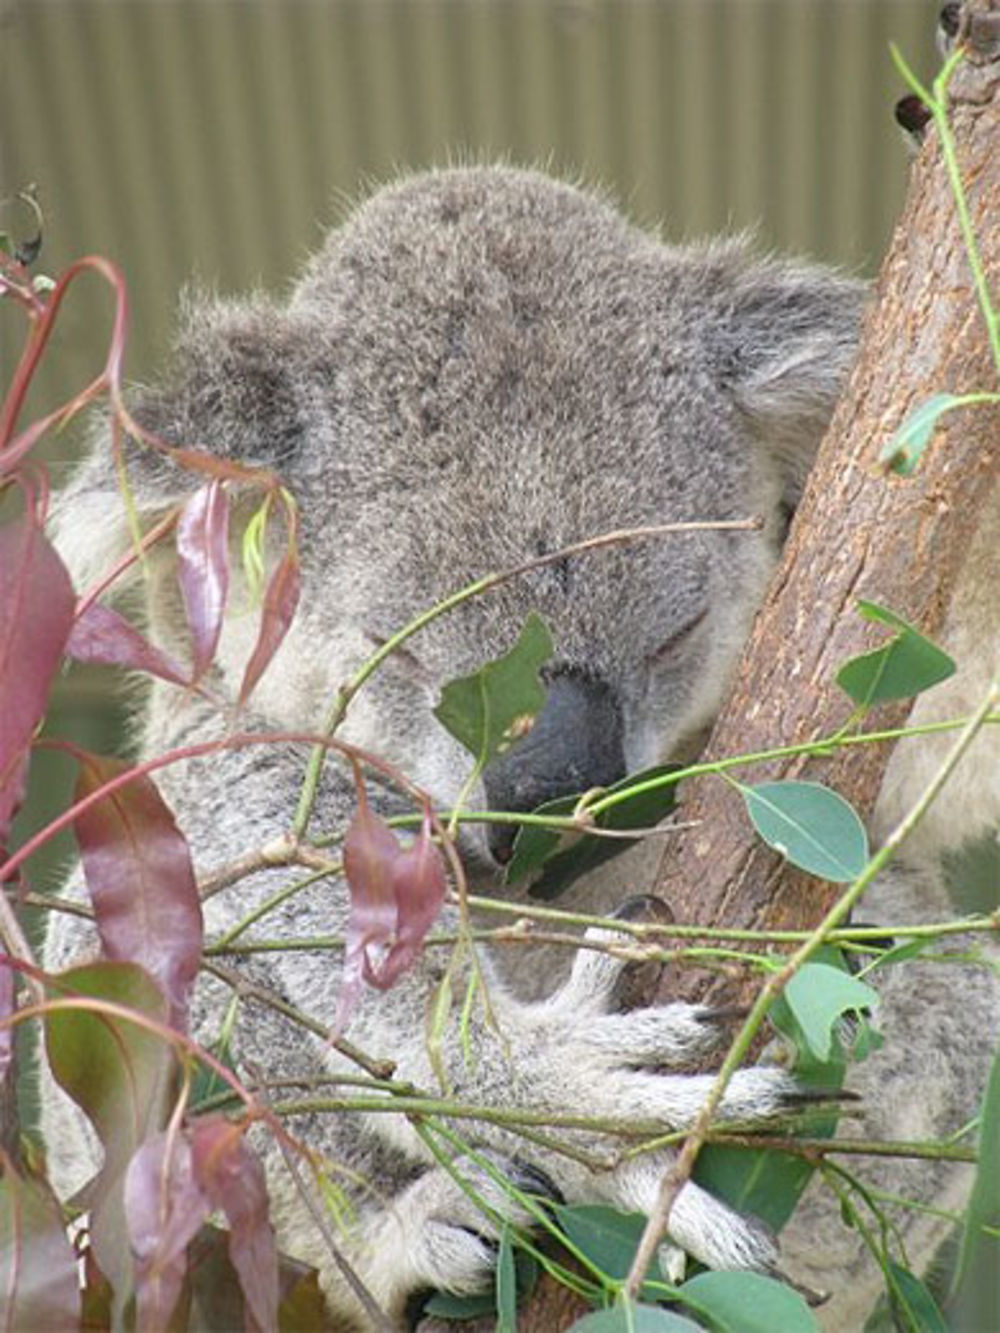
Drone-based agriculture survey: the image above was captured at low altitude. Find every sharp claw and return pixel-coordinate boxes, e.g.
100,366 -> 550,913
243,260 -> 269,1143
509,1158 -> 565,1205
610,893 -> 676,925
782,1086 -> 861,1107
695,1004 -> 751,1025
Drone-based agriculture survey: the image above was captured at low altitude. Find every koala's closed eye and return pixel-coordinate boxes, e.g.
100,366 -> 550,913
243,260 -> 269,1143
364,629 -> 435,686
645,607 -> 710,667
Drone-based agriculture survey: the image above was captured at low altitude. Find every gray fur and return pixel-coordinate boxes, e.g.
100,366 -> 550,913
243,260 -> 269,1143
40,165 -> 997,1329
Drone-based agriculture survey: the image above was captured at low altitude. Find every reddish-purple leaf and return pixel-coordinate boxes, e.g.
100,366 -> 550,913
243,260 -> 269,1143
0,516 -> 75,841
74,753 -> 203,1030
44,960 -> 175,1314
0,1158 -> 81,1332
336,790 -> 448,1030
237,544 -> 300,706
176,481 -> 230,682
66,601 -> 189,685
190,1117 -> 279,1333
0,956 -> 12,1080
336,790 -> 404,1030
378,804 -> 448,989
124,1131 -> 211,1333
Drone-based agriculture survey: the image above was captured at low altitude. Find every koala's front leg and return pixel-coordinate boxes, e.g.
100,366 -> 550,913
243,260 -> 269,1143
333,912 -> 801,1315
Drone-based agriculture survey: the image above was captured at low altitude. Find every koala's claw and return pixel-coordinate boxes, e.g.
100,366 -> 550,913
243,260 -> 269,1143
696,1004 -> 751,1026
506,1157 -> 565,1205
781,1086 -> 861,1108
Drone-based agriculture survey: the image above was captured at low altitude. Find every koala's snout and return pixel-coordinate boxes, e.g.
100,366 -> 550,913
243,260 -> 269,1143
481,667 -> 626,864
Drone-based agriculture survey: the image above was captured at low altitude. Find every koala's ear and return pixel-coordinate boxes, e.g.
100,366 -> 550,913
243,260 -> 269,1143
53,295 -> 321,590
714,246 -> 867,507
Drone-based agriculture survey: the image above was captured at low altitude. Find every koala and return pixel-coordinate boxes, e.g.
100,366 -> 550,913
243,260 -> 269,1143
39,163 -> 997,1330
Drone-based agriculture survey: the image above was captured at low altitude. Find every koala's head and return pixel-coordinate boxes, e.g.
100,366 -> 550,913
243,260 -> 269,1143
56,167 -> 864,874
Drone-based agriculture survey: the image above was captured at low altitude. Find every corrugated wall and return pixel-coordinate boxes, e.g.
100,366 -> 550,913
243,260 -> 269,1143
3,0 -> 939,408
0,0 -> 940,884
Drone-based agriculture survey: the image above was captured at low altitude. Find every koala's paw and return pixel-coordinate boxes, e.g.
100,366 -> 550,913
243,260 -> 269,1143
535,911 -> 801,1125
478,910 -> 804,1273
360,1154 -> 556,1318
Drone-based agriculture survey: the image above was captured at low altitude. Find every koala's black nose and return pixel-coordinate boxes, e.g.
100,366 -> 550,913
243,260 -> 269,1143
481,668 -> 626,865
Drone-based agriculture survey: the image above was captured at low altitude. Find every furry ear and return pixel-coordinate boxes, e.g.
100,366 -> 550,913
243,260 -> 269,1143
714,247 -> 866,507
52,295 -> 320,592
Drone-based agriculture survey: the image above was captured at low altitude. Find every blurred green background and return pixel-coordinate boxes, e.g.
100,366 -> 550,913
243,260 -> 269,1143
1,0 -> 941,891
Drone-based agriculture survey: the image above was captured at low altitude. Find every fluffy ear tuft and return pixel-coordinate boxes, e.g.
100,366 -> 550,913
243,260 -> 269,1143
51,294 -> 322,593
716,248 -> 867,507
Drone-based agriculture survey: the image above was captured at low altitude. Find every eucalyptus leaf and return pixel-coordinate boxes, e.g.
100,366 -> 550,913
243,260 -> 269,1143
421,1289 -> 496,1319
552,1205 -> 669,1298
569,1308 -> 703,1332
885,1262 -> 949,1333
784,962 -> 879,1062
836,601 -> 954,706
742,780 -> 869,882
434,612 -> 554,766
681,1270 -> 818,1332
948,1045 -> 1000,1327
694,1142 -> 816,1235
506,764 -> 679,898
0,1164 -> 81,1331
496,1225 -> 517,1333
44,961 -> 174,1322
879,393 -> 962,475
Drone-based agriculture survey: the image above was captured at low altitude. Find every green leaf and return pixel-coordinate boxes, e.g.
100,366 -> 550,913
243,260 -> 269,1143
422,1246 -> 537,1323
552,1205 -> 668,1298
784,962 -> 879,1062
948,1045 -> 1000,1327
681,1270 -> 818,1331
741,780 -> 869,882
879,393 -> 963,475
862,937 -> 932,971
836,601 -> 955,706
434,612 -> 554,767
44,961 -> 174,1321
44,961 -> 172,1158
884,1262 -> 949,1333
508,763 -> 679,899
421,1289 -> 496,1319
190,1000 -> 240,1112
770,945 -> 854,1077
496,1225 -> 517,1333
503,791 -> 577,884
694,1143 -> 816,1235
570,1307 -> 702,1332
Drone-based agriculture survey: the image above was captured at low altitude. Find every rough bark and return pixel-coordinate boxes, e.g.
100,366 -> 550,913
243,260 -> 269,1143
651,9 -> 999,1005
506,6 -> 999,1330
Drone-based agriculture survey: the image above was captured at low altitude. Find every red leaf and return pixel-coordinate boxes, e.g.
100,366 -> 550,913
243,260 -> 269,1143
336,788 -> 403,1030
66,601 -> 189,685
237,544 -> 300,706
176,481 -> 230,682
336,789 -> 448,1030
0,1158 -> 81,1332
0,516 -> 75,841
189,1118 -> 279,1333
377,804 -> 447,989
74,753 -> 203,1030
0,956 -> 12,1080
124,1131 -> 210,1333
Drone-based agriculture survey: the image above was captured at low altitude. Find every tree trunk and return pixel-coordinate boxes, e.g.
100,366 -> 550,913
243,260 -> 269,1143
651,6 -> 999,1004
508,6 -> 1000,1330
